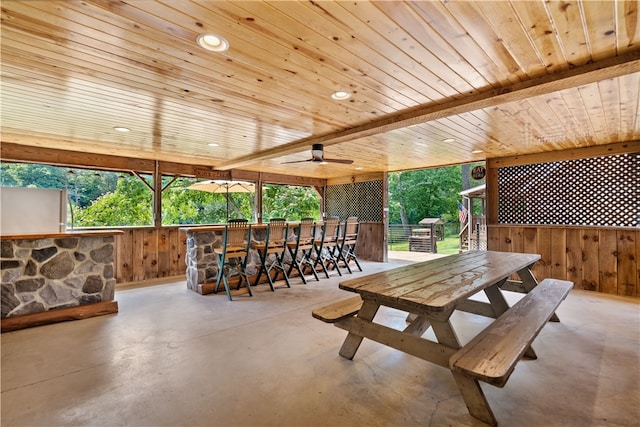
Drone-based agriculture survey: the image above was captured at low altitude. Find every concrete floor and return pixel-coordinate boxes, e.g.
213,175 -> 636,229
2,255 -> 639,427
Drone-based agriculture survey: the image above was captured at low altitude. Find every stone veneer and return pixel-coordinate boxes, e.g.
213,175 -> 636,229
1,236 -> 116,317
185,227 -> 298,293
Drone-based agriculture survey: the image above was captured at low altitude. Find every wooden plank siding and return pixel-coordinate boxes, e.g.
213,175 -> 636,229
487,143 -> 639,297
113,224 -> 377,286
114,227 -> 187,285
487,226 -> 638,297
354,222 -> 385,263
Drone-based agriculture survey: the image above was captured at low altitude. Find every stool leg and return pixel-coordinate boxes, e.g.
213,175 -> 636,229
214,254 -> 225,296
254,250 -> 265,287
261,250 -> 275,291
287,246 -> 307,284
239,255 -> 252,296
313,243 -> 330,278
277,249 -> 291,287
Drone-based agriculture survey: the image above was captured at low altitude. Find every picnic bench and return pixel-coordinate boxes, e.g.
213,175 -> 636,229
312,251 -> 573,426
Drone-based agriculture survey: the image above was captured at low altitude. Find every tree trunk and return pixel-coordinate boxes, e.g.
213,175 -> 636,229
400,207 -> 411,238
461,164 -> 471,190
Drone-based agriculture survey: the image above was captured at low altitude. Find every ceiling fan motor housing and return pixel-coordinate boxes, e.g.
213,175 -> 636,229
311,144 -> 325,161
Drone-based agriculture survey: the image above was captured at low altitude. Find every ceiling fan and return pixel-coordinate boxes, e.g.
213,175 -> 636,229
282,144 -> 354,165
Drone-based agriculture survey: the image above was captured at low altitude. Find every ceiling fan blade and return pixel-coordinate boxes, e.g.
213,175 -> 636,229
281,159 -> 312,164
323,158 -> 354,164
281,143 -> 354,165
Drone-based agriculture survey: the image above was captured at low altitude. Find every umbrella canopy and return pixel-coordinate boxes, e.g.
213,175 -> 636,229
187,180 -> 255,221
187,180 -> 255,193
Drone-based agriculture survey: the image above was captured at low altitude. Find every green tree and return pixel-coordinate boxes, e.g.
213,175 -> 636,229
389,166 -> 461,225
262,184 -> 320,221
388,163 -> 484,227
1,163 -> 67,189
67,170 -> 118,208
162,177 -> 255,224
73,176 -> 152,226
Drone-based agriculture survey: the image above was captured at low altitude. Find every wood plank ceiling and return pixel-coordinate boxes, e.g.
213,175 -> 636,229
1,1 -> 639,179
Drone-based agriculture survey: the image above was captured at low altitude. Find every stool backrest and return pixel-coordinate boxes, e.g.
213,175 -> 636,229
267,218 -> 288,244
298,218 -> 316,242
224,220 -> 251,252
321,218 -> 340,242
345,217 -> 359,239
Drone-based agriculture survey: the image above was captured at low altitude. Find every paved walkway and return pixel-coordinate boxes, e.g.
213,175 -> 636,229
388,249 -> 450,263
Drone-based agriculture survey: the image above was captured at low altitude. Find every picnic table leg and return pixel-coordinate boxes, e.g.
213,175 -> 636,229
338,301 -> 379,360
484,281 -> 509,316
517,266 -> 560,322
485,282 -> 537,359
403,314 -> 431,336
451,374 -> 498,426
430,317 -> 498,427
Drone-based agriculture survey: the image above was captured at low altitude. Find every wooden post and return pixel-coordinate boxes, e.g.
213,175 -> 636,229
153,160 -> 162,227
256,173 -> 263,223
382,172 -> 389,262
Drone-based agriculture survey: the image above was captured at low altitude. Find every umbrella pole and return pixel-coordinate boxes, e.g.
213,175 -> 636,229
226,191 -> 229,222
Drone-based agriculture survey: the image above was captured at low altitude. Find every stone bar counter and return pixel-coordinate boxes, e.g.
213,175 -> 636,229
1,230 -> 123,332
181,224 -> 300,295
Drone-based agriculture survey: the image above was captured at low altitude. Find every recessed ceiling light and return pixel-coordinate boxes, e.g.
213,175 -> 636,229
207,143 -> 220,147
196,33 -> 229,52
113,126 -> 130,132
355,167 -> 363,170
442,138 -> 455,143
331,91 -> 351,100
471,149 -> 484,154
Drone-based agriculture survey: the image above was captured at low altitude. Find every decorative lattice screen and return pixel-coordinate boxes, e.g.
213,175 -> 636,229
326,180 -> 383,222
498,153 -> 639,227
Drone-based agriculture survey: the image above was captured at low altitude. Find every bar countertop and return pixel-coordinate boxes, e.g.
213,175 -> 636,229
1,229 -> 124,240
179,221 -> 319,233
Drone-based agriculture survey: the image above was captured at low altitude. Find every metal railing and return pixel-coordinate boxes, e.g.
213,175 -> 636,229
388,223 -> 457,253
459,217 -> 487,251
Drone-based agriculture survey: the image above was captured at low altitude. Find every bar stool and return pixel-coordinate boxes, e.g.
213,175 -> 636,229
336,216 -> 362,273
214,219 -> 252,301
286,218 -> 320,284
253,218 -> 290,291
313,218 -> 342,278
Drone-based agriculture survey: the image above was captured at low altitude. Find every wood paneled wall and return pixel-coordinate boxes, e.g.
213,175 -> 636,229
486,142 -> 639,297
113,223 -> 382,286
114,226 -> 187,284
488,224 -> 638,297
356,222 -> 385,262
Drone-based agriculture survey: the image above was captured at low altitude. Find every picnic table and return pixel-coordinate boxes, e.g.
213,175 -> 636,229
312,250 -> 573,426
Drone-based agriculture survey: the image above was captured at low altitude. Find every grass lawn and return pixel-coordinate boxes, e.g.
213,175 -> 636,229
388,235 -> 460,255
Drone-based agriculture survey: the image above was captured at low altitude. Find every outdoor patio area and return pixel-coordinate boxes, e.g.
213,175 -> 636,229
2,257 -> 638,427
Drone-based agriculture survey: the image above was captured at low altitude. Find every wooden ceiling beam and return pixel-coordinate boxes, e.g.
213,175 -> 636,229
0,142 -> 157,172
0,142 -> 327,187
215,51 -> 640,170
488,140 -> 640,168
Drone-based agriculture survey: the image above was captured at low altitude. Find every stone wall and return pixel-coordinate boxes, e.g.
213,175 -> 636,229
185,227 -> 302,293
1,236 -> 116,317
185,229 -> 262,292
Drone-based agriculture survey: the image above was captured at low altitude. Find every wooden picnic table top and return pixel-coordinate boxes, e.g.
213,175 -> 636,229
339,250 -> 540,314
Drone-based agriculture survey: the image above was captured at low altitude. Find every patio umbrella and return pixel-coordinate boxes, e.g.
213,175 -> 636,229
187,180 -> 255,221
